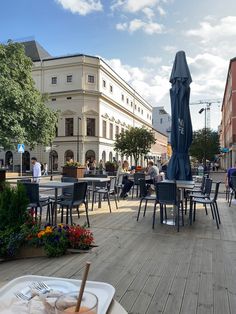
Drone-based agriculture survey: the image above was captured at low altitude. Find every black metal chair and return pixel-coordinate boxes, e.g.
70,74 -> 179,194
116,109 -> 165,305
116,174 -> 124,202
131,173 -> 145,199
154,182 -> 181,231
21,182 -> 51,224
57,182 -> 90,226
91,177 -> 117,212
136,178 -> 157,222
192,182 -> 221,228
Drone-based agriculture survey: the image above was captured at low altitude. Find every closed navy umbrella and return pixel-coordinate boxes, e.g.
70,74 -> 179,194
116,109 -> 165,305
167,51 -> 193,180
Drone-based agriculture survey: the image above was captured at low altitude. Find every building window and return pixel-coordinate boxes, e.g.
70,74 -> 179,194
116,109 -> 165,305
88,75 -> 95,83
67,75 -> 72,83
126,98 -> 129,104
116,125 -> 119,136
135,104 -> 137,110
110,85 -> 113,93
51,77 -> 57,84
66,96 -> 72,100
103,80 -> 106,88
138,107 -> 140,112
160,118 -> 163,124
131,101 -> 133,107
65,118 -> 73,136
52,98 -> 56,101
147,113 -> 149,119
87,118 -> 96,136
141,109 -> 143,114
103,120 -> 107,138
110,123 -> 113,140
122,94 -> 124,101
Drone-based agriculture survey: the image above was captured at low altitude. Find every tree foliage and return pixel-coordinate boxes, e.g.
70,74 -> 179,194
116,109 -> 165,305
114,127 -> 156,165
0,41 -> 58,149
189,128 -> 220,162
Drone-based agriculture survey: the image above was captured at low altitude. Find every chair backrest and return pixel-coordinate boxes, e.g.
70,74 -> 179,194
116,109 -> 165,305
155,182 -> 177,205
109,177 -> 116,192
17,179 -> 31,183
61,177 -> 78,195
117,174 -> 124,186
204,178 -> 212,196
72,182 -> 87,202
22,182 -> 40,204
139,178 -> 148,197
134,173 -> 145,185
200,175 -> 207,191
213,181 -> 221,202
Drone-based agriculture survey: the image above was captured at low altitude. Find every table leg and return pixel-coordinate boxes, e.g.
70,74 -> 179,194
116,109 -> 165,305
54,187 -> 58,225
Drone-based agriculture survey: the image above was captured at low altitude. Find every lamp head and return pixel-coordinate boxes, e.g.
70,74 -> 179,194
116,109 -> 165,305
199,108 -> 204,114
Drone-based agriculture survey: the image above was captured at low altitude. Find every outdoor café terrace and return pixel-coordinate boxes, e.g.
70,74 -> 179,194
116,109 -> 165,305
0,171 -> 235,314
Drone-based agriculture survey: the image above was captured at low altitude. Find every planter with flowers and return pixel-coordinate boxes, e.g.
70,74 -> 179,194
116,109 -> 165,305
0,184 -> 95,261
62,161 -> 86,178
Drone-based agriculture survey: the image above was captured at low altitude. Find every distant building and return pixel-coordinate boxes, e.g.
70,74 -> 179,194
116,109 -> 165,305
220,57 -> 236,169
152,106 -> 171,142
0,40 -> 167,171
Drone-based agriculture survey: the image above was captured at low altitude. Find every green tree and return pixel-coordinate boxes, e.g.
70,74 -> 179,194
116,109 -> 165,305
0,41 -> 57,149
114,127 -> 156,166
189,128 -> 220,162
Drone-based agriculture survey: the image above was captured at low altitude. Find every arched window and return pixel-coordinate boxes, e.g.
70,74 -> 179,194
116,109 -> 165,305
102,151 -> 106,163
50,150 -> 58,171
5,151 -> 13,169
22,151 -> 30,171
65,150 -> 74,163
109,152 -> 113,162
85,150 -> 95,163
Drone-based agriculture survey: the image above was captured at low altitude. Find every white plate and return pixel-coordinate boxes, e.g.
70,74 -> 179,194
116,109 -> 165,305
21,280 -> 78,297
0,275 -> 115,314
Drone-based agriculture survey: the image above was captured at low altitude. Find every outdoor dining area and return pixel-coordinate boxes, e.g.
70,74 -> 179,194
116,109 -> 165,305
0,51 -> 234,314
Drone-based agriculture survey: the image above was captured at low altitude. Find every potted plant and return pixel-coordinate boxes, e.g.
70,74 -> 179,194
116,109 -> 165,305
62,161 -> 86,178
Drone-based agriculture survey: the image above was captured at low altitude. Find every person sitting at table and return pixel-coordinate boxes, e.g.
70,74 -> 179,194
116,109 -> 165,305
226,161 -> 236,188
146,160 -> 159,185
117,160 -> 134,199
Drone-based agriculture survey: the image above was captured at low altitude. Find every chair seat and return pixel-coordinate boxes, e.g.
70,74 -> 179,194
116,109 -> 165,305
96,188 -> 108,193
193,197 -> 213,204
143,196 -> 156,201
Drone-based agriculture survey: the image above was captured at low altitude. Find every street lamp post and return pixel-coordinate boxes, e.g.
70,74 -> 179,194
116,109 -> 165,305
77,117 -> 81,162
199,107 -> 207,170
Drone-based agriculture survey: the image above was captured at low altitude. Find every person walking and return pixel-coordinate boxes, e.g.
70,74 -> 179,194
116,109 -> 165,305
31,157 -> 42,182
43,163 -> 48,176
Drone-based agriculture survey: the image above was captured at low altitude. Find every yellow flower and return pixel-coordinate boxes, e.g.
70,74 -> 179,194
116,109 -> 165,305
37,231 -> 45,238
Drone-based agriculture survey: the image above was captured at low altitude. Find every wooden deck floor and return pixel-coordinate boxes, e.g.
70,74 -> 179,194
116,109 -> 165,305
1,194 -> 236,314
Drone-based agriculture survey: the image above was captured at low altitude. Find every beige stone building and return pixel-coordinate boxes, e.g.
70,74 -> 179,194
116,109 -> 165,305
0,41 -> 167,172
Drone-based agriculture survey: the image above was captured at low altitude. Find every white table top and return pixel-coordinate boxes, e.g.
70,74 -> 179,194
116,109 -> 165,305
78,177 -> 110,183
39,181 -> 74,188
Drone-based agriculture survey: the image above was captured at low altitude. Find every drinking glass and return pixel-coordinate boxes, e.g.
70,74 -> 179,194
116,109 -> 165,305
55,291 -> 98,314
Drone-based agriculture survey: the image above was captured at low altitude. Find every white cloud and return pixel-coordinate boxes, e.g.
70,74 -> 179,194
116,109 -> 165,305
116,19 -> 164,34
105,58 -> 170,106
111,0 -> 160,13
56,0 -> 103,15
163,45 -> 177,53
142,7 -> 155,20
143,56 -> 162,65
157,6 -> 166,16
186,16 -> 236,43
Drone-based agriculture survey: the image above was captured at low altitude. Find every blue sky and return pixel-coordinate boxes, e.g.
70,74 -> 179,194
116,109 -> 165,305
1,0 -> 236,130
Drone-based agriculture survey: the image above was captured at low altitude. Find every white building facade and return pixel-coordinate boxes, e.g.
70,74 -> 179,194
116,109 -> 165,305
152,106 -> 171,142
1,41 -> 160,172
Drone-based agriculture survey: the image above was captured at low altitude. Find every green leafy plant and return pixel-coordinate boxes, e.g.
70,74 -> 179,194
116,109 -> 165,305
0,183 -> 29,230
64,161 -> 83,167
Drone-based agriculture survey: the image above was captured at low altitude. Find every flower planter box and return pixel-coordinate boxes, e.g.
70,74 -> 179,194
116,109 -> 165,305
62,166 -> 86,178
0,246 -> 47,262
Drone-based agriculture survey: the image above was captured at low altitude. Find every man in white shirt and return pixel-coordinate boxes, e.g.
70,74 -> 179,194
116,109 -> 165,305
31,157 -> 42,182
